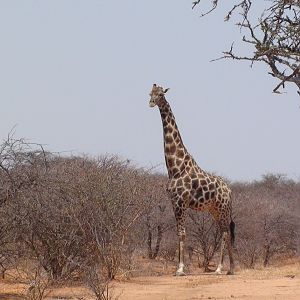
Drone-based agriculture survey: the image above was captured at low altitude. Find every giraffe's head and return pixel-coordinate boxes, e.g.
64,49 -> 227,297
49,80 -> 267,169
149,84 -> 169,108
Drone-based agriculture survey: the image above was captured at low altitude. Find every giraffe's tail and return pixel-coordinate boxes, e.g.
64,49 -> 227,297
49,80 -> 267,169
229,220 -> 235,246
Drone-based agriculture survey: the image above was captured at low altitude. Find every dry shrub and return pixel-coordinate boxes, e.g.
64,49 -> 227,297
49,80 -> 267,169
187,211 -> 222,271
233,175 -> 299,268
1,134 -> 300,284
84,264 -> 121,300
24,266 -> 51,300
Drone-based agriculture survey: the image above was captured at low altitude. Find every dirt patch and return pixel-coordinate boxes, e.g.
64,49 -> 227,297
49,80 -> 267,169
114,273 -> 300,300
1,262 -> 300,299
0,294 -> 24,300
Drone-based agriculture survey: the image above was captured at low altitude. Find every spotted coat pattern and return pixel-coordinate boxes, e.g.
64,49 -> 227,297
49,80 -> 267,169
149,84 -> 234,275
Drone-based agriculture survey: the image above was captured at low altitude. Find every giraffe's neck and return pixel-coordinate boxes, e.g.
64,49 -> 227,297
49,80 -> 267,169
158,98 -> 188,178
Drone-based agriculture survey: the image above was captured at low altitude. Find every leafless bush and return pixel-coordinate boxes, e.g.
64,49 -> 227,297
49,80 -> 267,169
0,134 -> 48,277
159,242 -> 177,262
84,264 -> 119,300
0,134 -> 151,282
71,156 -> 150,280
142,175 -> 175,260
232,174 -> 299,268
24,266 -> 51,300
187,212 -> 222,271
8,157 -> 87,280
1,133 -> 299,283
0,212 -> 15,278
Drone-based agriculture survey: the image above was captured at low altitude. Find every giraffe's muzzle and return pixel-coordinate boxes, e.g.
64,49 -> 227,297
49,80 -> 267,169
149,101 -> 156,107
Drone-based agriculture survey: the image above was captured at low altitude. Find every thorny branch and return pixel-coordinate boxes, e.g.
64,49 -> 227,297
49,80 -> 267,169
193,0 -> 300,95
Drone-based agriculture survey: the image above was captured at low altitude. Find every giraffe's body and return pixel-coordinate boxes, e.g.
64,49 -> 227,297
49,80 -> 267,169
149,84 -> 235,275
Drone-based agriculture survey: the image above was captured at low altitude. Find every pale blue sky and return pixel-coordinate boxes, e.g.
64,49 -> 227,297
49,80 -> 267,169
1,0 -> 299,181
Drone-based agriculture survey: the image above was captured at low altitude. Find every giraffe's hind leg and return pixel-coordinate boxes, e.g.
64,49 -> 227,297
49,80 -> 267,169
216,221 -> 235,275
215,232 -> 226,274
226,224 -> 235,275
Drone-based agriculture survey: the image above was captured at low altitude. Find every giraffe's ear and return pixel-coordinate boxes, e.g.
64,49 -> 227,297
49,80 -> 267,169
164,88 -> 169,93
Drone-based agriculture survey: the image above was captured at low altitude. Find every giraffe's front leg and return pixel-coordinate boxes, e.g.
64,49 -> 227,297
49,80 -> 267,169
174,203 -> 187,276
176,229 -> 186,276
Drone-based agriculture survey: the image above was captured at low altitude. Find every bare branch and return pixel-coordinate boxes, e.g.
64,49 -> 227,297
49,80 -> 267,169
193,0 -> 300,95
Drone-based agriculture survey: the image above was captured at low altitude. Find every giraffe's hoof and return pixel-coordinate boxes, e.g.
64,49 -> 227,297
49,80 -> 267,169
226,270 -> 234,275
175,271 -> 186,276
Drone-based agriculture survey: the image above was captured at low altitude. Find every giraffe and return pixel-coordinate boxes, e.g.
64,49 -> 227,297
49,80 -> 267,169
149,84 -> 235,276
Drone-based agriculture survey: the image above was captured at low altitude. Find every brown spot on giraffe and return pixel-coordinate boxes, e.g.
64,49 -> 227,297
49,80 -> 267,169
167,157 -> 175,168
200,179 -> 207,185
177,149 -> 185,158
169,144 -> 176,154
165,135 -> 173,143
192,179 -> 199,189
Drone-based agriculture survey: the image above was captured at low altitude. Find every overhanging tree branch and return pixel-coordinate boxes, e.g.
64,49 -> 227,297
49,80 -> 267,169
193,0 -> 300,95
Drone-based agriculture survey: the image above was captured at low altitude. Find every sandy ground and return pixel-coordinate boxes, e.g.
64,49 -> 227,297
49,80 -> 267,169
1,262 -> 300,300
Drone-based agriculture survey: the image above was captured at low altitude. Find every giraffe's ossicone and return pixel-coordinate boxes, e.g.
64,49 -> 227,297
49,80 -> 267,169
149,83 -> 235,276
